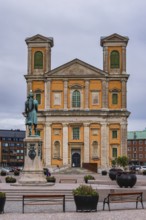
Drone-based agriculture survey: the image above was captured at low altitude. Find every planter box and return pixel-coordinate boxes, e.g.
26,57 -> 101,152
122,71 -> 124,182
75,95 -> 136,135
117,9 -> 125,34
74,195 -> 99,212
0,197 -> 6,214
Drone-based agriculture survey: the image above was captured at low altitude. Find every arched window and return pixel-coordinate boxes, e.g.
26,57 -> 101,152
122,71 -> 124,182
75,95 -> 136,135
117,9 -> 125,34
92,141 -> 98,158
34,51 -> 43,69
72,90 -> 80,107
110,50 -> 120,68
53,141 -> 60,158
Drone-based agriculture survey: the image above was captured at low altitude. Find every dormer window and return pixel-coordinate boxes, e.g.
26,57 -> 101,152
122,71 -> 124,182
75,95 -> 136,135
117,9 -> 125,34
110,50 -> 120,68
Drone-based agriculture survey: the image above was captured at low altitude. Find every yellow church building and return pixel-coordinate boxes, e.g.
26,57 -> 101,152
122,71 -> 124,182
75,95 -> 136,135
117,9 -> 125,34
24,33 -> 130,169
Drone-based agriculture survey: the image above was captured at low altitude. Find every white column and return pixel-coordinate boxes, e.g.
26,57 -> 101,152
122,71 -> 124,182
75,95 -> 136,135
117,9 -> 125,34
101,122 -> 109,168
45,123 -> 52,166
45,80 -> 51,110
63,123 -> 68,165
85,80 -> 89,110
84,123 -> 90,162
64,80 -> 68,110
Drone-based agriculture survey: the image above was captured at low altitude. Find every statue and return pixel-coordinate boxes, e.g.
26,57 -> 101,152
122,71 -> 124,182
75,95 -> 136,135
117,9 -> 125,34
25,91 -> 38,136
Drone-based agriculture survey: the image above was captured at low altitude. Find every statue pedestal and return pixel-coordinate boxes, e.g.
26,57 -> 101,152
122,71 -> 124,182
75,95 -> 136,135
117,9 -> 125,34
18,136 -> 47,184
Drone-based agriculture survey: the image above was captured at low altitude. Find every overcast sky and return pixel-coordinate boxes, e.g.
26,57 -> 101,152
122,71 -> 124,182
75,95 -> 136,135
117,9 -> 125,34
0,0 -> 146,131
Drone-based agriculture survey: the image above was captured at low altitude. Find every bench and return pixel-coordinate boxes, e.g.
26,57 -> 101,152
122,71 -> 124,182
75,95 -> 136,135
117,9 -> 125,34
59,178 -> 77,183
22,194 -> 65,213
103,192 -> 144,211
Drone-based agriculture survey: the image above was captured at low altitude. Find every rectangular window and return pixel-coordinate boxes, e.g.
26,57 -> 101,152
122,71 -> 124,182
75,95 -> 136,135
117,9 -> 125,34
72,127 -> 80,140
139,154 -> 143,158
36,93 -> 41,105
139,147 -> 143,151
128,147 -> 131,151
133,147 -> 137,152
133,153 -> 137,159
112,93 -> 118,104
92,91 -> 99,105
112,130 -> 117,139
54,92 -> 61,105
128,141 -> 131,145
139,140 -> 143,145
37,130 -> 41,136
112,148 -> 117,157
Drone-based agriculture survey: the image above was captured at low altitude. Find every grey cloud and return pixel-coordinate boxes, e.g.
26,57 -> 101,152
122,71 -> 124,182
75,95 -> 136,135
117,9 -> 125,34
0,0 -> 146,130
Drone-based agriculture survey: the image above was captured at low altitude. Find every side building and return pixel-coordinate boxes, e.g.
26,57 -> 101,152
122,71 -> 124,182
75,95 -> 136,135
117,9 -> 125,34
128,129 -> 146,165
0,129 -> 25,167
24,33 -> 130,169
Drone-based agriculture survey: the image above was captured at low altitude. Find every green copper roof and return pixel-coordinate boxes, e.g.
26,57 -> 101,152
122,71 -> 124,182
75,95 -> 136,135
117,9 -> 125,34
128,129 -> 146,140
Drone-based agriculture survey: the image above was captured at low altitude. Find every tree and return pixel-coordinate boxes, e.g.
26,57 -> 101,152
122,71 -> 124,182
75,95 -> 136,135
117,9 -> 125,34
116,156 -> 129,169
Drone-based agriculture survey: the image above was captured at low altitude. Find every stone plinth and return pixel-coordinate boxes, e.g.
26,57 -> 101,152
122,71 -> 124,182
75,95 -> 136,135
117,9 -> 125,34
18,136 -> 47,184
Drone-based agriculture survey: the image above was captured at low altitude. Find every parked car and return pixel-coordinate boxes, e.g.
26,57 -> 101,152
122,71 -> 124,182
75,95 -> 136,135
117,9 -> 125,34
130,165 -> 141,171
138,166 -> 146,174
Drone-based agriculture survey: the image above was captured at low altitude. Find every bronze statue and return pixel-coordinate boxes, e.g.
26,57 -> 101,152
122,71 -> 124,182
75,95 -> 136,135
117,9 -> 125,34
25,91 -> 38,136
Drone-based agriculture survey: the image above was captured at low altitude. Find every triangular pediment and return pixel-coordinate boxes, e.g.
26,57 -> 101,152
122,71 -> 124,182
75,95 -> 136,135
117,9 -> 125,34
25,34 -> 54,46
46,59 -> 107,78
100,33 -> 129,46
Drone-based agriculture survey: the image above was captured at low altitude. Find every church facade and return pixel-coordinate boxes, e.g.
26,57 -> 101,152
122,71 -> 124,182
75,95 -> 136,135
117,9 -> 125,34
24,33 -> 130,169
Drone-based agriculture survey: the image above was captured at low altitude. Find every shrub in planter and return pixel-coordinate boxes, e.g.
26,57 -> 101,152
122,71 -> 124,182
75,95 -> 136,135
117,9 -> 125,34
101,170 -> 107,176
14,170 -> 20,176
46,176 -> 56,183
73,185 -> 99,212
0,171 -> 6,176
5,176 -> 16,183
84,175 -> 95,183
0,192 -> 6,214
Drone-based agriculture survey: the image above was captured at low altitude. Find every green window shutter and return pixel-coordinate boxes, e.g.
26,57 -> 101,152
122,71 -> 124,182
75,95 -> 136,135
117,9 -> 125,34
72,90 -> 80,107
112,93 -> 118,104
110,51 -> 120,68
73,127 -> 80,140
34,51 -> 43,69
112,148 -> 117,157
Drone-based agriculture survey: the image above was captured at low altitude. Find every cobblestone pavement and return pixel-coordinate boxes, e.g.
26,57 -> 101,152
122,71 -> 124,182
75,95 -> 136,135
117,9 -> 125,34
1,170 -> 146,219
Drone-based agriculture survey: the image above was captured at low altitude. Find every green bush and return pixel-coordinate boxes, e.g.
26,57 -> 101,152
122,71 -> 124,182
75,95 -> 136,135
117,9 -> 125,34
0,192 -> 6,198
14,170 -> 20,176
84,175 -> 95,183
46,176 -> 56,182
73,185 -> 98,196
0,170 -> 7,176
5,176 -> 16,183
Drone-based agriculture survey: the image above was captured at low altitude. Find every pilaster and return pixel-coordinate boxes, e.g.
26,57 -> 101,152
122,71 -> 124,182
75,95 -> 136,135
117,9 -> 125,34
45,80 -> 51,110
64,80 -> 68,110
63,123 -> 68,165
122,46 -> 126,73
85,80 -> 89,110
122,79 -> 127,109
84,123 -> 90,163
45,123 -> 52,166
101,122 -> 109,168
103,46 -> 108,72
120,121 -> 128,156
